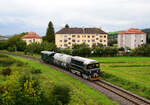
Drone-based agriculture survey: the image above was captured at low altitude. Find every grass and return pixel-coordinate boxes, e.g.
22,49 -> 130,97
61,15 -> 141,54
100,63 -> 150,99
2,50 -> 150,100
1,54 -> 118,105
89,56 -> 150,63
0,50 -> 41,58
89,56 -> 150,99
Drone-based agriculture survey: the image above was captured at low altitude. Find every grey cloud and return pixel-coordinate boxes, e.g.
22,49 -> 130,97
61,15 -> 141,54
0,0 -> 150,35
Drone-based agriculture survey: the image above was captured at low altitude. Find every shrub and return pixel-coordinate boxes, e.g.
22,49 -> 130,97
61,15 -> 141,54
51,85 -> 70,105
31,69 -> 42,74
72,43 -> 91,57
0,60 -> 14,67
2,68 -> 11,76
7,46 -> 16,52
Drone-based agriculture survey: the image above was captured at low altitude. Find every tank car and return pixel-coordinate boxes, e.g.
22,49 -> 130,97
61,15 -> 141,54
53,53 -> 72,70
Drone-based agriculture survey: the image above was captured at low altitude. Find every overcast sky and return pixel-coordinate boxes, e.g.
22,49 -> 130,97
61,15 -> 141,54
0,0 -> 150,36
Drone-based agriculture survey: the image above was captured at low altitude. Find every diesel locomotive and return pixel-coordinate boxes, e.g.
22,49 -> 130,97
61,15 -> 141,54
41,51 -> 100,80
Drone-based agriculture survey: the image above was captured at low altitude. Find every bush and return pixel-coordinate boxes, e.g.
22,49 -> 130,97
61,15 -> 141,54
51,85 -> 70,105
7,46 -> 16,52
2,68 -> 11,76
31,69 -> 42,74
16,61 -> 24,67
0,60 -> 14,67
0,41 -> 7,50
132,44 -> 150,56
118,47 -> 125,51
72,43 -> 91,57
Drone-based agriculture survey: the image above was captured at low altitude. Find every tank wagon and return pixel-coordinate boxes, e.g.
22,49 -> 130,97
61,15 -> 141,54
41,51 -> 100,80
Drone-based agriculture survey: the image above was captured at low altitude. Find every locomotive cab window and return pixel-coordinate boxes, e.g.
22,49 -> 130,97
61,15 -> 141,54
87,63 -> 99,69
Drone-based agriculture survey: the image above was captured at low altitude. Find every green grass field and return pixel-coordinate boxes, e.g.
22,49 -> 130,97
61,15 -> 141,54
89,56 -> 150,63
0,54 -> 117,105
0,50 -> 41,58
1,50 -> 150,100
89,57 -> 150,100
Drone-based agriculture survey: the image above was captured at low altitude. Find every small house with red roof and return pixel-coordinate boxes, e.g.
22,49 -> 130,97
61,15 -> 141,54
22,32 -> 42,45
118,28 -> 146,49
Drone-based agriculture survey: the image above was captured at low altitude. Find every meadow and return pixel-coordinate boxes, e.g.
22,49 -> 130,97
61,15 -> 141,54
1,50 -> 150,100
90,57 -> 150,99
89,56 -> 150,63
0,54 -> 117,105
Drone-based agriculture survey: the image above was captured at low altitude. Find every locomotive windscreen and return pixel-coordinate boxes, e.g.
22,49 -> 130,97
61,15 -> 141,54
87,63 -> 99,69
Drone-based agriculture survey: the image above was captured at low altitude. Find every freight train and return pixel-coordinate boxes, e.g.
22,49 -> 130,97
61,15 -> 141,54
41,51 -> 100,80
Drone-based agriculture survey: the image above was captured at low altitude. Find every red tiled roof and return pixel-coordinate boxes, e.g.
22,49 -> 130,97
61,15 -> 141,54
119,28 -> 146,34
22,32 -> 42,39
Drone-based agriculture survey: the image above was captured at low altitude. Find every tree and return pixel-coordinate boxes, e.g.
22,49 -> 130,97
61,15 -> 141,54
72,43 -> 91,57
6,32 -> 27,51
44,21 -> 55,43
65,24 -> 69,28
0,41 -> 7,50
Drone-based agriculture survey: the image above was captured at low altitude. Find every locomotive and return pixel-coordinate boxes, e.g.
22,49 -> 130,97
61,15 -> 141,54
41,51 -> 100,80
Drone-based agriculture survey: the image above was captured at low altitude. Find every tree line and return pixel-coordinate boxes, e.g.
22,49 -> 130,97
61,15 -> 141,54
0,21 -> 150,57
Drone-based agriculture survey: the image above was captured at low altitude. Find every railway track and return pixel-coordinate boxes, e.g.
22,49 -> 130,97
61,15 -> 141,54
1,52 -> 150,105
94,80 -> 150,105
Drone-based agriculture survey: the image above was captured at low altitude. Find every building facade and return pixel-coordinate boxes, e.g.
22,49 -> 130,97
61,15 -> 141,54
22,32 -> 42,45
55,27 -> 107,48
118,28 -> 146,49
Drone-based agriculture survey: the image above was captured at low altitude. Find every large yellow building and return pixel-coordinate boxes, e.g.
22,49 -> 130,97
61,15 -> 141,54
22,32 -> 42,45
55,27 -> 107,48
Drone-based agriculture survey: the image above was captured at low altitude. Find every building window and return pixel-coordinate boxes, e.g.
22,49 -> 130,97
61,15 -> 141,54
60,40 -> 62,42
68,38 -> 71,40
100,36 -> 103,38
104,40 -> 106,42
77,35 -> 80,38
100,40 -> 102,42
96,38 -> 99,40
135,40 -> 136,42
88,40 -> 90,42
82,40 -> 86,42
104,35 -> 106,38
33,39 -> 35,43
72,35 -> 76,37
29,40 -> 32,42
64,44 -> 68,47
77,40 -> 80,42
141,40 -> 143,42
68,42 -> 71,44
96,34 -> 98,36
92,40 -> 95,42
88,36 -> 90,38
92,36 -> 95,38
72,40 -> 75,42
64,35 -> 67,38
64,40 -> 67,42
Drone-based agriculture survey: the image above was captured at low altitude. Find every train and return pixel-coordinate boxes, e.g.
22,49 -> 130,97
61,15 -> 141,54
41,51 -> 100,80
